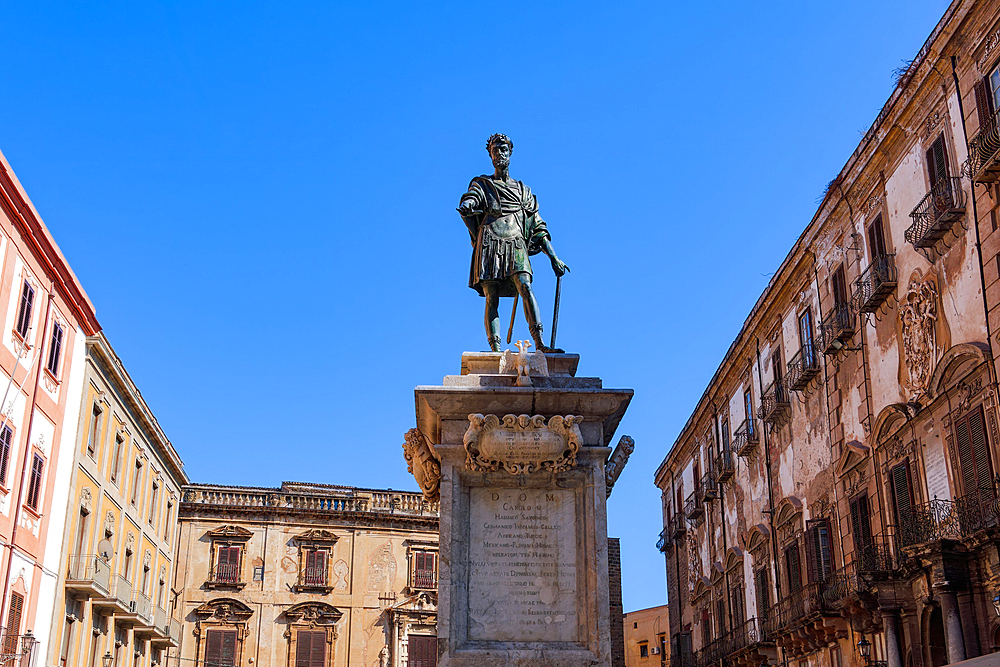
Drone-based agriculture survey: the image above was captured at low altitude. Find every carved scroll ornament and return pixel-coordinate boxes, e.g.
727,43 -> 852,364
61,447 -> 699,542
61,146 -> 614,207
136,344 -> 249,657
605,435 -> 635,497
900,278 -> 938,399
463,413 -> 582,475
402,428 -> 441,501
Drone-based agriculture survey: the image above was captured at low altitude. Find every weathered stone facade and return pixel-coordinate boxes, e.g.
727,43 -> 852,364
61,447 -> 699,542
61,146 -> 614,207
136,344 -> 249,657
655,1 -> 1000,666
176,482 -> 439,667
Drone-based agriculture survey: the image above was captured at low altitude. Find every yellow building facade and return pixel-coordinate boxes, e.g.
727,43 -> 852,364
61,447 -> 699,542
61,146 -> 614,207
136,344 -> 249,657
623,605 -> 669,667
176,482 -> 439,667
47,333 -> 188,667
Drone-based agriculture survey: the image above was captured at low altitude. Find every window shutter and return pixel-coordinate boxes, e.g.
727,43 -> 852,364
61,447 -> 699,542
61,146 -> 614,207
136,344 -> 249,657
730,585 -> 745,628
969,407 -> 994,500
407,635 -> 437,667
785,543 -> 802,593
296,632 -> 325,667
956,412 -> 981,497
26,455 -> 43,510
868,216 -> 887,259
832,266 -> 848,307
205,631 -> 223,667
974,77 -> 995,132
0,426 -> 12,485
754,568 -> 769,619
850,494 -> 873,553
305,549 -> 316,571
806,519 -> 832,583
890,462 -> 914,526
927,136 -> 949,186
716,598 -> 726,635
15,283 -> 34,338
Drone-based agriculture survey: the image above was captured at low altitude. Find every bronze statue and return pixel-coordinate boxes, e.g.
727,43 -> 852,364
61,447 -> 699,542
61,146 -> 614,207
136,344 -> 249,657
458,134 -> 570,353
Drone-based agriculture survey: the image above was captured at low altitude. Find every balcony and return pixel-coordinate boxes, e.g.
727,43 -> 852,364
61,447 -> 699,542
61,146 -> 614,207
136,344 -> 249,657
718,618 -> 775,666
206,563 -> 245,590
818,304 -> 855,355
92,574 -> 132,616
968,108 -> 1000,183
733,418 -> 759,457
905,177 -> 967,248
148,608 -> 171,644
685,491 -> 704,523
65,555 -> 111,598
701,473 -> 718,502
657,527 -> 670,553
852,254 -> 897,314
786,343 -> 820,391
897,490 -> 998,549
413,569 -> 436,590
671,511 -> 687,538
762,583 -> 847,658
758,380 -> 790,425
714,449 -> 735,483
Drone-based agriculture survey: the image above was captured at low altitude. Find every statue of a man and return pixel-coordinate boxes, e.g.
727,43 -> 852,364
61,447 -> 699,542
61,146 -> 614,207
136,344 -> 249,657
458,134 -> 570,353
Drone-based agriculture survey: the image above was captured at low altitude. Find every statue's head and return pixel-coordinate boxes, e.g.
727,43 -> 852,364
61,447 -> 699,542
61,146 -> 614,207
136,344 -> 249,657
487,133 -> 513,169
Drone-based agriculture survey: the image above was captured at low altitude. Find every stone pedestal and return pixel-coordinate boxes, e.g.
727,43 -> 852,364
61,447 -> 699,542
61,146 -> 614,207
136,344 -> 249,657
406,352 -> 632,667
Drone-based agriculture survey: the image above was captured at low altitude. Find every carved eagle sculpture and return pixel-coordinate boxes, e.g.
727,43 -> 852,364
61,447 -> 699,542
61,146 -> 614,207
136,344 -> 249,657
500,340 -> 549,387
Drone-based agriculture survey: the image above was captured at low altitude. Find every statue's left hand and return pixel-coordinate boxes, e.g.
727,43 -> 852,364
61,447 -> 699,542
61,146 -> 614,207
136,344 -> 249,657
551,258 -> 570,277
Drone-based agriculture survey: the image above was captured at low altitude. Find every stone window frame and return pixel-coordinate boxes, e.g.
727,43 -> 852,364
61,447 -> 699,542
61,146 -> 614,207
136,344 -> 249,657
205,526 -> 253,590
404,540 -> 439,593
291,530 -> 339,594
192,598 -> 254,667
282,602 -> 342,667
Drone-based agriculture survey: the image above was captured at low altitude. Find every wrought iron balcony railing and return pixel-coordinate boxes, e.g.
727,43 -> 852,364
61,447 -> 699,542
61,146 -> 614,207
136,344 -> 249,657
685,490 -> 704,523
671,510 -> 687,538
209,563 -> 241,586
758,380 -> 790,425
715,449 -> 735,483
968,108 -> 1000,183
413,569 -> 436,589
852,254 -> 897,314
733,418 -> 758,456
657,527 -> 670,552
857,534 -> 895,577
303,567 -> 327,587
761,583 -> 829,637
905,177 -> 966,248
701,473 -> 718,502
721,617 -> 771,661
897,489 -> 998,548
786,343 -> 820,391
818,303 -> 856,355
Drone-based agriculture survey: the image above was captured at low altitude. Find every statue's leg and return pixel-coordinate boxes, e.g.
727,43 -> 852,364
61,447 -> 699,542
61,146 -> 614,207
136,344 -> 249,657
514,273 -> 563,353
482,282 -> 503,352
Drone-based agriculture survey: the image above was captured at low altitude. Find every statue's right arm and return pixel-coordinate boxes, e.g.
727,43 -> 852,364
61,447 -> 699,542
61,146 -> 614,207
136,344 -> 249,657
458,182 -> 484,215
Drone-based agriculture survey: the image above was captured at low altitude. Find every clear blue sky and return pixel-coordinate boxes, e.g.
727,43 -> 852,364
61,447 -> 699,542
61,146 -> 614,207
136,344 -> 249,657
0,0 -> 950,612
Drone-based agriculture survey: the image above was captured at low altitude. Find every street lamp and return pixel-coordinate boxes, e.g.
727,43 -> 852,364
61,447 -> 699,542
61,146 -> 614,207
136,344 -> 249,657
857,636 -> 872,665
102,652 -> 113,667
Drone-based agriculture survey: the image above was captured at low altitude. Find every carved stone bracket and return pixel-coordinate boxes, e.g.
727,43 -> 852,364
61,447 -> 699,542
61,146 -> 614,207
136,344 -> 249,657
463,414 -> 582,475
605,435 -> 634,497
402,428 -> 441,501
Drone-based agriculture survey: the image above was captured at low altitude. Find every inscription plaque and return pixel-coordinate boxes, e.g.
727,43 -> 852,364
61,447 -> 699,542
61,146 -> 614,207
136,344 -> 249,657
468,487 -> 578,642
464,414 -> 582,474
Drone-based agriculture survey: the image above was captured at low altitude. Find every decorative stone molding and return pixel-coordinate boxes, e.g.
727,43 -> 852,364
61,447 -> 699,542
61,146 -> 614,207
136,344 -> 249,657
142,550 -> 151,570
104,511 -> 115,537
463,414 -> 583,475
80,488 -> 93,514
124,531 -> 135,554
402,429 -> 441,501
605,435 -> 634,497
206,525 -> 254,541
900,277 -> 939,399
294,529 -> 339,544
284,601 -> 342,626
193,598 -> 254,625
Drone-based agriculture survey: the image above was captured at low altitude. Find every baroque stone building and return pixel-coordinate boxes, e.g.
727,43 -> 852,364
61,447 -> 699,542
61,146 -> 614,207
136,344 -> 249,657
655,1 -> 1000,666
176,482 -> 439,667
47,333 -> 188,667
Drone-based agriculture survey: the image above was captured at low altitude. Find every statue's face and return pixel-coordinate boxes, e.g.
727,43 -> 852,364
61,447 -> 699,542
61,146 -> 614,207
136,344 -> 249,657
490,142 -> 511,170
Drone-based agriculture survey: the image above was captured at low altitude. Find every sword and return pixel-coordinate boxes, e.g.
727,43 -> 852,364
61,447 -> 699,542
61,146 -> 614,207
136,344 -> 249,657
506,293 -> 519,345
550,274 -> 562,350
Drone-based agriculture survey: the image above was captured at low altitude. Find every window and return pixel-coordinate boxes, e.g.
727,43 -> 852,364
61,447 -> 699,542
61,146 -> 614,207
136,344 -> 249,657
721,420 -> 730,451
141,565 -> 150,596
715,597 -> 726,636
413,551 -> 436,590
729,580 -> 745,628
927,135 -> 950,187
639,642 -> 649,658
743,388 -> 754,437
407,635 -> 436,667
148,481 -> 159,526
0,424 -> 11,487
123,550 -> 132,580
14,280 -> 34,339
26,453 -> 43,510
303,549 -> 327,587
295,631 -> 326,667
754,567 -> 769,620
806,518 -> 833,582
867,214 -> 888,260
75,509 -> 89,557
131,460 -> 142,506
204,629 -> 238,667
889,461 -> 915,528
46,322 -> 64,376
701,608 -> 711,643
953,405 -> 994,501
832,265 -> 848,308
157,576 -> 165,609
110,435 -> 123,484
4,592 -> 23,652
215,546 -> 241,584
87,404 -> 102,458
798,309 -> 814,365
164,501 -> 173,542
59,614 -> 73,666
850,493 -> 874,555
658,634 -> 667,665
785,542 -> 802,593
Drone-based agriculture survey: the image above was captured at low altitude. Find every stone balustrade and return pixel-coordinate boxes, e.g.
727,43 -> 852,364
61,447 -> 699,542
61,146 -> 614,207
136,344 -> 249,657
182,483 -> 440,516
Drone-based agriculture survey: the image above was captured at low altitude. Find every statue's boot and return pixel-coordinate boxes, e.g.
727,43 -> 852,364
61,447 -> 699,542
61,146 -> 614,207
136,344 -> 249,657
530,324 -> 563,354
488,334 -> 503,352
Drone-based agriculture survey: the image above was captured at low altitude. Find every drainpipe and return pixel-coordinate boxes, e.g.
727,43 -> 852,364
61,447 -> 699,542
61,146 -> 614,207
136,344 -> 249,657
754,338 -> 780,604
0,288 -> 53,630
